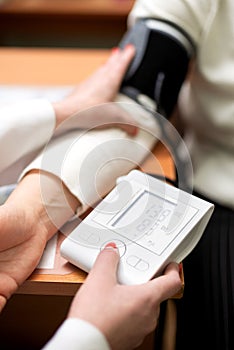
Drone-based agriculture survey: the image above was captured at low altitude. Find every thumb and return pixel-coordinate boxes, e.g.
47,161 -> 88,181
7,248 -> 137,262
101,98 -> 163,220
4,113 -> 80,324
87,242 -> 120,286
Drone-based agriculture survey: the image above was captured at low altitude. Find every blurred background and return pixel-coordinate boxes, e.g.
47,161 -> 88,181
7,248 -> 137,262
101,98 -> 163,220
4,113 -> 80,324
0,0 -> 134,48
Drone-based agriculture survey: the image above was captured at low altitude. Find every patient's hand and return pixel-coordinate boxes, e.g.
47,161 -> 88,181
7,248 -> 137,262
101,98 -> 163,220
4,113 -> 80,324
0,203 -> 48,312
53,45 -> 138,136
0,170 -> 79,313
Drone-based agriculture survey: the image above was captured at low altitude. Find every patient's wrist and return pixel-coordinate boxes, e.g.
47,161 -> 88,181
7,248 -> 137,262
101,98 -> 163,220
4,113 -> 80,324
6,170 -> 80,241
52,100 -> 70,128
52,99 -> 78,129
38,171 -> 80,236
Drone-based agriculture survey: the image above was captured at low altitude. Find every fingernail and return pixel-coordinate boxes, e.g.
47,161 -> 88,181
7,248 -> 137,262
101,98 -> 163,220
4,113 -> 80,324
125,43 -> 134,50
105,242 -> 117,249
111,47 -> 120,54
132,126 -> 139,136
179,263 -> 183,273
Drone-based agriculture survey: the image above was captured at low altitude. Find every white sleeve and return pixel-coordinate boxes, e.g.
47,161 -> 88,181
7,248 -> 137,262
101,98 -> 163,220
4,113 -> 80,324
19,98 -> 159,215
128,0 -> 215,45
42,318 -> 111,350
0,98 -> 55,173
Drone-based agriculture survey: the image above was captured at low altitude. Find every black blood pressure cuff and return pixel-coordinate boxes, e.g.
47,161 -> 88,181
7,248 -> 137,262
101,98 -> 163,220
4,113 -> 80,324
119,19 -> 195,118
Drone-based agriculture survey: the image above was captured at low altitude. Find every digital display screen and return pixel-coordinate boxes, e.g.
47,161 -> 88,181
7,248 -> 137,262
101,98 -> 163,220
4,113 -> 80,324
112,190 -> 176,232
111,190 -> 194,256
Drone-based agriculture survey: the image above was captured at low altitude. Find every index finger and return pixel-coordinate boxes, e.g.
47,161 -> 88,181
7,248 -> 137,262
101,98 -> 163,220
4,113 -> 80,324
104,44 -> 136,88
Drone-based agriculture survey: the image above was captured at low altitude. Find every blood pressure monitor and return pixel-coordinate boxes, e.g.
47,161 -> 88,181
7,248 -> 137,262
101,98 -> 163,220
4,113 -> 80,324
61,170 -> 214,285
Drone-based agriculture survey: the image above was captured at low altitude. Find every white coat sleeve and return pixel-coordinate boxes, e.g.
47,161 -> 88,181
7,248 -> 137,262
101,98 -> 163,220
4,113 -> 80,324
128,0 -> 215,45
0,98 -> 55,173
42,318 -> 111,350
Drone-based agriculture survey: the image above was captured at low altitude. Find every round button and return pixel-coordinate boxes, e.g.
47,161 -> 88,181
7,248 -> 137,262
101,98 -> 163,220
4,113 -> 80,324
101,239 -> 126,258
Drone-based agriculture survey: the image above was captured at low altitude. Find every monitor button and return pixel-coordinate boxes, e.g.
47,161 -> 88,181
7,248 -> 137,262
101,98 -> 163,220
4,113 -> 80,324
136,259 -> 149,271
79,231 -> 100,245
126,255 -> 149,271
126,255 -> 141,267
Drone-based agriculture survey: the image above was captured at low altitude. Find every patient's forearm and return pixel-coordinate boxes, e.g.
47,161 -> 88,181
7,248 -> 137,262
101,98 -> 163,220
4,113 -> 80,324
6,170 -> 80,241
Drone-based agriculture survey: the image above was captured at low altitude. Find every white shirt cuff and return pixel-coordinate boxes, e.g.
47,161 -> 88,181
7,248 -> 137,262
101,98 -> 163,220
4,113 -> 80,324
42,318 -> 110,350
